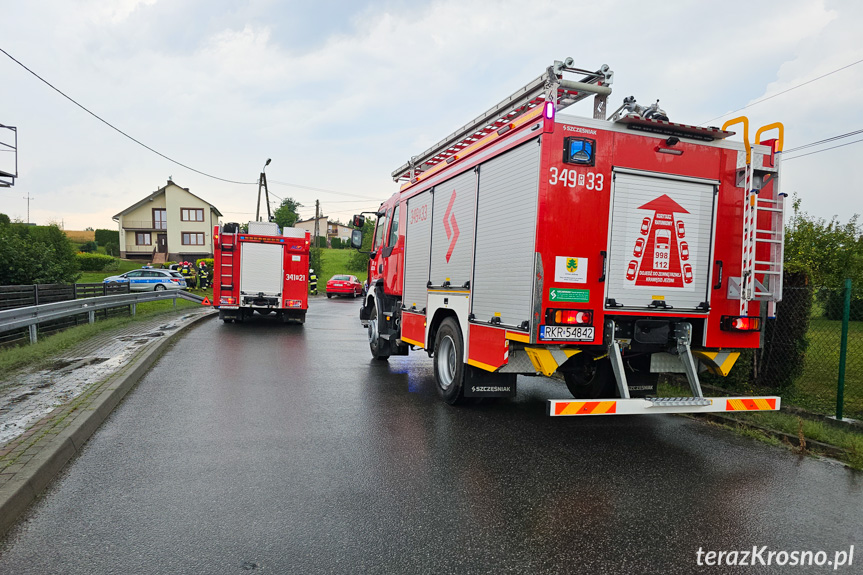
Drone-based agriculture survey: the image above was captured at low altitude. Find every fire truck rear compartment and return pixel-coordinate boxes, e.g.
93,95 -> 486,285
606,170 -> 717,312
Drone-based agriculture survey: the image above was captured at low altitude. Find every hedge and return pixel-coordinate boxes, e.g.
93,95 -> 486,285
95,228 -> 119,246
75,252 -> 116,271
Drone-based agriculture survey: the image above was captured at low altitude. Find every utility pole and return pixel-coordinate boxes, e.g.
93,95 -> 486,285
314,199 -> 320,247
23,192 -> 33,224
256,158 -> 272,222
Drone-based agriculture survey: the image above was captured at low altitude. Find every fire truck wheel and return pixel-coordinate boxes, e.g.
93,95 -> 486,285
562,355 -> 615,399
433,318 -> 467,405
222,318 -> 234,324
367,300 -> 390,360
327,293 -> 332,299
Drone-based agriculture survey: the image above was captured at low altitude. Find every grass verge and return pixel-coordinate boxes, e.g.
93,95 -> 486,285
658,380 -> 863,470
0,298 -> 201,377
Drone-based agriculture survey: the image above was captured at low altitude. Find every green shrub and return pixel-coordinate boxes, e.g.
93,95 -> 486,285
95,228 -> 119,246
75,253 -> 116,271
162,260 -> 176,269
103,242 -> 119,257
0,223 -> 80,285
79,240 -> 98,253
331,237 -> 342,249
309,248 -> 322,276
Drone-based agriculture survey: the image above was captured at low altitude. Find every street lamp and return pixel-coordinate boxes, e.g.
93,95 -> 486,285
256,158 -> 272,222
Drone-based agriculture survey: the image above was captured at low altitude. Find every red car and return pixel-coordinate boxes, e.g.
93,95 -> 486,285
626,260 -> 639,281
679,241 -> 689,261
326,274 -> 363,298
677,220 -> 686,238
633,237 -> 645,257
640,217 -> 651,235
682,264 -> 693,283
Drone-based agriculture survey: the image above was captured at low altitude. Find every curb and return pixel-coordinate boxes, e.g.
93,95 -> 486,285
692,412 -> 850,460
0,310 -> 217,538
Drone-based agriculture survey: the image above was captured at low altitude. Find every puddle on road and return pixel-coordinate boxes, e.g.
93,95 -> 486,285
0,315 -> 203,446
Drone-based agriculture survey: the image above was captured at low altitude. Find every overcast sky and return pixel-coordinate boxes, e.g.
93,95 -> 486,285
1,0 -> 861,229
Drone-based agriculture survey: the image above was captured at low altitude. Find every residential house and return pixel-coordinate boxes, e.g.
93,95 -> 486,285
113,180 -> 222,262
294,216 -> 352,245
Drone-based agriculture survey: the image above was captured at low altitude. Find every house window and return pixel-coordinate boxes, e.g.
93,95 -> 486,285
136,232 -> 152,245
182,232 -> 205,245
181,208 -> 204,222
153,209 -> 167,230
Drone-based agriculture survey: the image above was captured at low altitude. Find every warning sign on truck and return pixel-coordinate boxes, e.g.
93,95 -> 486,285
606,170 -> 716,311
625,194 -> 696,291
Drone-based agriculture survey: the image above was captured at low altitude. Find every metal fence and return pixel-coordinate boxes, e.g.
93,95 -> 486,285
0,283 -> 132,346
723,281 -> 862,420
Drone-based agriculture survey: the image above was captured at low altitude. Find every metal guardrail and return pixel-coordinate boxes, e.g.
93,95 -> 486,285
0,289 -> 206,344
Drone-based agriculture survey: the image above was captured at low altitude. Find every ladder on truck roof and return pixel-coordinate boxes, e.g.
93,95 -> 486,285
391,59 -> 613,182
724,118 -> 786,318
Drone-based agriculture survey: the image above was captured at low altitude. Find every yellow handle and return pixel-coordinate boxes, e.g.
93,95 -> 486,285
754,122 -> 785,152
722,116 -> 751,164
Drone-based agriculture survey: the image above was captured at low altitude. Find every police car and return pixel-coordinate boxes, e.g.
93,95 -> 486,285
103,268 -> 187,291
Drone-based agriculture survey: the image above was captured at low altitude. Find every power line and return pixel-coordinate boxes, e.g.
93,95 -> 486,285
783,128 -> 863,153
783,137 -> 863,161
269,179 -> 381,201
700,58 -> 863,126
0,47 -> 258,186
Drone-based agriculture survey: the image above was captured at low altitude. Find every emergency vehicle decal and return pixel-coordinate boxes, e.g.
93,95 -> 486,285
554,256 -> 588,283
726,398 -> 776,411
626,194 -> 695,291
443,190 -> 460,263
553,401 -> 617,416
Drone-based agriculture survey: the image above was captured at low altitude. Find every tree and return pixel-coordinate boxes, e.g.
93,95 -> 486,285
0,213 -> 10,226
784,194 -> 863,289
347,217 -> 376,272
84,226 -> 95,231
273,197 -> 302,229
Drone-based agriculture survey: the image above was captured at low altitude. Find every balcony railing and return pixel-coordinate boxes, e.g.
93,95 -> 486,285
122,220 -> 167,230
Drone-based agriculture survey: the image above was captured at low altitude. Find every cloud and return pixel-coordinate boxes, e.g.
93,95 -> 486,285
0,0 -> 861,228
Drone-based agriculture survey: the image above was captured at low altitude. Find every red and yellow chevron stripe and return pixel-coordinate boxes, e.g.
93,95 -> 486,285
553,401 -> 617,416
726,398 -> 777,411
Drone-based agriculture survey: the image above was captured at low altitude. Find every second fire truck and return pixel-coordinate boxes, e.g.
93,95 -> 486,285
213,221 -> 311,324
352,58 -> 786,416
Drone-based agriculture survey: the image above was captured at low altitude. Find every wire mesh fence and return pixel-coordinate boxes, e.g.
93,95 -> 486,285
720,280 -> 862,420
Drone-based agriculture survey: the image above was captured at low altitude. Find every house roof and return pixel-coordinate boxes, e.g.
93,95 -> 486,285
112,180 -> 223,220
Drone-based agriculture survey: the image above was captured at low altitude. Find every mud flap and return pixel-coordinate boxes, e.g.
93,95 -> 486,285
463,366 -> 517,398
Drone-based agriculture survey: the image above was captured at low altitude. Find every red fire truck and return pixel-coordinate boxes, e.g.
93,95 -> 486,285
352,58 -> 786,416
214,221 -> 311,324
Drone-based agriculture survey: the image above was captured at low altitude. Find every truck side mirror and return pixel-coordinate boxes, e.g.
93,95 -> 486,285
352,214 -> 365,228
351,229 -> 364,249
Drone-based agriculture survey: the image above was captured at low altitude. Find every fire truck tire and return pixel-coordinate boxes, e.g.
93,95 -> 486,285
433,318 -> 467,405
327,293 -> 332,299
222,318 -> 234,324
367,300 -> 390,360
562,355 -> 615,399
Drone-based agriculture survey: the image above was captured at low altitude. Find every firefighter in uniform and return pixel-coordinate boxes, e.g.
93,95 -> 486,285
309,268 -> 318,295
198,261 -> 209,290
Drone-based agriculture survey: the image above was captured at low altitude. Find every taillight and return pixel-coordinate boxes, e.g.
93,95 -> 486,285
721,316 -> 761,332
220,296 -> 237,305
284,299 -> 302,308
546,309 -> 592,326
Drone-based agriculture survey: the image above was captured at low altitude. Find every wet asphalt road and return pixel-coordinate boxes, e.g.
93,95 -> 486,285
1,298 -> 862,574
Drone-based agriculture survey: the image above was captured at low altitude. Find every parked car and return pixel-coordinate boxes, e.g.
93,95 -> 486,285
679,241 -> 690,261
677,220 -> 686,238
103,268 -> 187,291
326,274 -> 363,298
